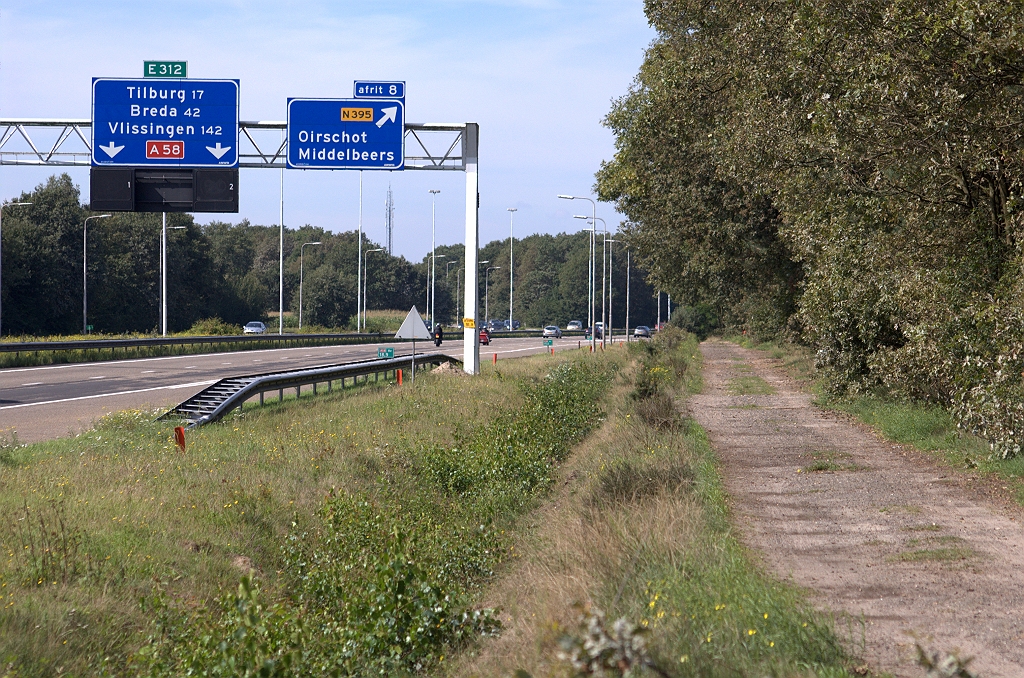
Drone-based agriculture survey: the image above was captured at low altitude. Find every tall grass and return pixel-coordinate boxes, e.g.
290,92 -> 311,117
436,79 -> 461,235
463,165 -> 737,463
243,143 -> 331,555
453,329 -> 861,677
0,350 -> 613,676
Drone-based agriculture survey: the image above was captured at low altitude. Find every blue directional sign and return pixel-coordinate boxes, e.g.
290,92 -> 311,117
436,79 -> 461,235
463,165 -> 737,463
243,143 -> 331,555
92,78 -> 239,167
287,98 -> 404,170
353,81 -> 405,99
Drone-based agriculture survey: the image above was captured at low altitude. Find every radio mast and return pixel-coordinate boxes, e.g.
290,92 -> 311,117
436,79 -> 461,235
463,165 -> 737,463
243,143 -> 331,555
384,185 -> 395,255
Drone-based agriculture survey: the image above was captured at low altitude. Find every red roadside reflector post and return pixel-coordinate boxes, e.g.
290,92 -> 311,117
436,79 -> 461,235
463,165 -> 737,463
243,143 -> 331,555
398,369 -> 403,386
174,426 -> 186,452
492,352 -> 497,365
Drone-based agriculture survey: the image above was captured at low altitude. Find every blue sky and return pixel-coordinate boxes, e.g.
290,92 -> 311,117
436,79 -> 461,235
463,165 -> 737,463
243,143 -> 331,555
0,1 -> 654,261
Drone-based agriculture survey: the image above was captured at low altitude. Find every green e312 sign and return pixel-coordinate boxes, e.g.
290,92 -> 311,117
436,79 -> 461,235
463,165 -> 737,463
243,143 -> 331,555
144,61 -> 187,78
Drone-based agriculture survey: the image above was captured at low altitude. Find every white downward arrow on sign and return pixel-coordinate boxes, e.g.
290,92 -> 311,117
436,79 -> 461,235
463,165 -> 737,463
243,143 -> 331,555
99,142 -> 124,158
376,107 -> 397,128
206,143 -> 232,159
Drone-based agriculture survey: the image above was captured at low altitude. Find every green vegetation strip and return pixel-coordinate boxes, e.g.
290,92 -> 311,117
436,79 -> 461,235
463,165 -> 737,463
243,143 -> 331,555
480,330 -> 861,677
600,336 -> 855,676
0,353 -> 610,675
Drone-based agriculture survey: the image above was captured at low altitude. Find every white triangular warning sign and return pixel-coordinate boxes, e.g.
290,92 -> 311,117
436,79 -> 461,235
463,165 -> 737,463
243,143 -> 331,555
395,306 -> 432,340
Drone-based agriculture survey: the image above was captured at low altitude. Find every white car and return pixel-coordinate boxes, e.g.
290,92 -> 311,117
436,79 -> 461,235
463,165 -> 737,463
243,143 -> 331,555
243,321 -> 267,335
542,325 -> 562,338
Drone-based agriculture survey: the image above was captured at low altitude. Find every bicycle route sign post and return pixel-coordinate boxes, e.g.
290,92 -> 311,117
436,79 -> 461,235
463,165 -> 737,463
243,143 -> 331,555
91,78 -> 239,167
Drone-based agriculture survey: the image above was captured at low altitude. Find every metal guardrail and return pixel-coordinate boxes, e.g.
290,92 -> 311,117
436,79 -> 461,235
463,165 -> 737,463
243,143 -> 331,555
0,329 -> 586,354
160,352 -> 458,428
0,332 -> 397,356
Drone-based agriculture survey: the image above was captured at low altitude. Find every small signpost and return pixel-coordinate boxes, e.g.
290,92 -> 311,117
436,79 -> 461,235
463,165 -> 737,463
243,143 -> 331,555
377,347 -> 394,359
394,306 -> 431,383
144,61 -> 187,78
543,339 -> 553,346
353,81 -> 405,99
462,317 -> 475,329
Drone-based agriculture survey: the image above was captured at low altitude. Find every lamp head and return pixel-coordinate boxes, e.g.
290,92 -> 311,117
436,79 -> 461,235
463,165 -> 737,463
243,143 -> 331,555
557,194 -> 573,200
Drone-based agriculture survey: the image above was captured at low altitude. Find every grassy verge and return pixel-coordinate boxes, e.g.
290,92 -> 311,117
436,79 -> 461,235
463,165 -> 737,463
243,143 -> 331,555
725,334 -> 1024,506
451,329 -> 863,677
0,351 -> 614,676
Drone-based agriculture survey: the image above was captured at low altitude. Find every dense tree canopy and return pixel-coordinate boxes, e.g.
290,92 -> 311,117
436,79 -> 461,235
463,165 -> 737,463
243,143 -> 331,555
1,175 -> 661,338
598,0 -> 1024,455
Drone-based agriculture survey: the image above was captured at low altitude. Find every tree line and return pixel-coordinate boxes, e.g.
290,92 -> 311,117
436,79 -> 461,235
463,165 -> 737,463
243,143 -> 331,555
598,0 -> 1024,456
0,174 -> 658,336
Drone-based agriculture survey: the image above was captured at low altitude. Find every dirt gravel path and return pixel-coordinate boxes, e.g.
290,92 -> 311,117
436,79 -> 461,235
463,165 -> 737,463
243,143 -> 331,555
688,339 -> 1024,677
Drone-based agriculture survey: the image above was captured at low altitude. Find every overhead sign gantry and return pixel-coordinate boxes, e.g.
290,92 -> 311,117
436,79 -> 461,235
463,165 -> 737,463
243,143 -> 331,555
0,74 -> 483,374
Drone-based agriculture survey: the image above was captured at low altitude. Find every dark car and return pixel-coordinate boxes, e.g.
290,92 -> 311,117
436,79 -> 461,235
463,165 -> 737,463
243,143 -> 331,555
634,325 -> 652,338
487,319 -> 505,332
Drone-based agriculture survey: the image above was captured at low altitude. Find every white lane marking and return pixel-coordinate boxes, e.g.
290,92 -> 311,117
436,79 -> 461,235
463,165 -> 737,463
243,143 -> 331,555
21,382 -> 42,386
89,375 -> 106,380
0,380 -> 218,411
185,366 -> 197,369
141,370 -> 155,374
221,362 -> 232,365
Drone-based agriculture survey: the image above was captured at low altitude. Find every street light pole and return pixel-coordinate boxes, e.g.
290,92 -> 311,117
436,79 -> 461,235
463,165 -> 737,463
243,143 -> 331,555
0,200 -> 33,337
83,214 -> 111,334
607,238 -> 619,344
485,266 -> 500,323
625,249 -> 631,341
476,260 -> 489,325
429,189 -> 441,331
363,248 -> 384,329
573,213 -> 607,348
161,221 -> 186,337
507,207 -> 516,329
558,195 -> 597,351
455,267 -> 462,323
298,241 -> 321,330
357,171 -> 363,331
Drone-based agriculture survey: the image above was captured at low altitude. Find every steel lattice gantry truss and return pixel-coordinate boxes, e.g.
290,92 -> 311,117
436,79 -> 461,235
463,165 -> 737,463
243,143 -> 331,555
0,119 -> 467,170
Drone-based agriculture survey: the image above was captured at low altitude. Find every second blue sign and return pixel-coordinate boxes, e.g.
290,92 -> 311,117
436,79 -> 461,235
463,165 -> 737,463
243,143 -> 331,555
287,98 -> 405,170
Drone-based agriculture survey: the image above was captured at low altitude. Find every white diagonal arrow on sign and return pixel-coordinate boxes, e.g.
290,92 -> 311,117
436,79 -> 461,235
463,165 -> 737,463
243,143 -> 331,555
375,107 -> 397,128
99,142 -> 124,158
206,143 -> 232,159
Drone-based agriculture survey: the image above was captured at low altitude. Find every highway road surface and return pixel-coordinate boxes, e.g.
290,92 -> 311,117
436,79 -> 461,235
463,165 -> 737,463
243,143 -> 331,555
0,335 -> 593,443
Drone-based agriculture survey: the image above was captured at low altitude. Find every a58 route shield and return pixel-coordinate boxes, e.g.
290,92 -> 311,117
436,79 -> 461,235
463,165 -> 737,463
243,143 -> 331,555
286,98 -> 404,170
